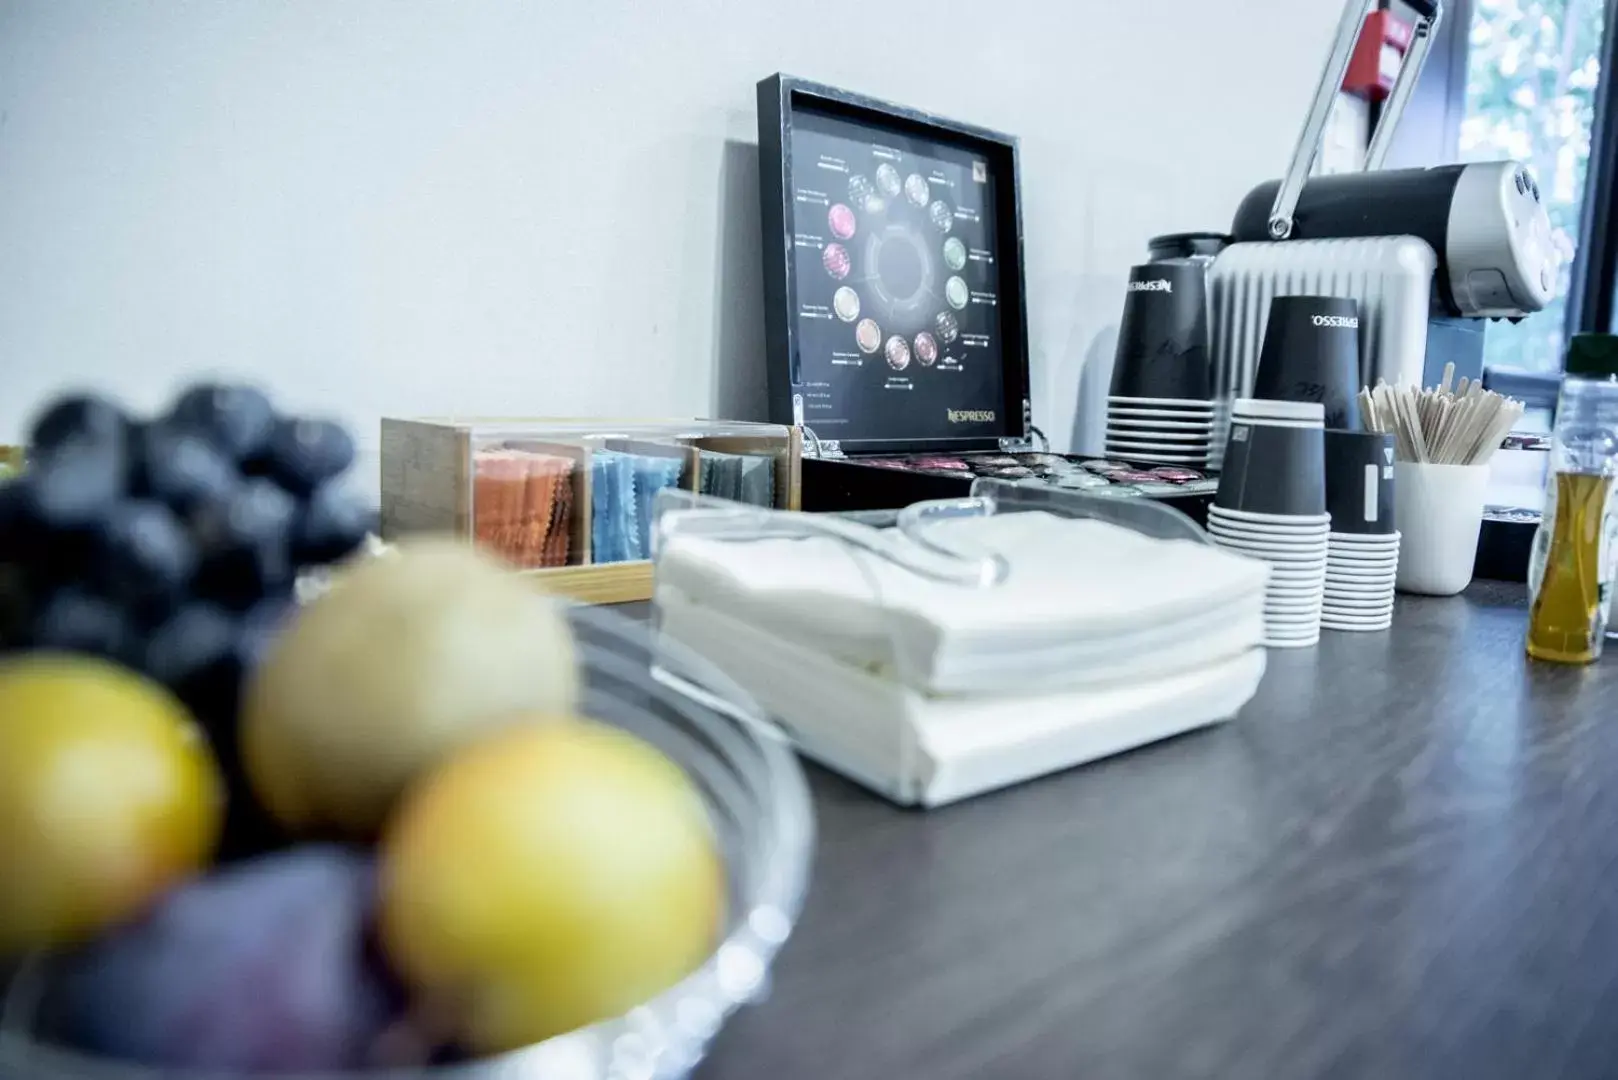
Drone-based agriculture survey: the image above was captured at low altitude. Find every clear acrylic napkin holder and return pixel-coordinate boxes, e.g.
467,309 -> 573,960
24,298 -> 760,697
646,480 -> 1238,807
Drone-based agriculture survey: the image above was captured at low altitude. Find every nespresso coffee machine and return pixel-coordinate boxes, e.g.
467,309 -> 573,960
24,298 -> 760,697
1209,0 -> 1557,404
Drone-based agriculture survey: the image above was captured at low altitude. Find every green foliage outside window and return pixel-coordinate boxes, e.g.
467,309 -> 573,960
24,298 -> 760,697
1462,0 -> 1608,372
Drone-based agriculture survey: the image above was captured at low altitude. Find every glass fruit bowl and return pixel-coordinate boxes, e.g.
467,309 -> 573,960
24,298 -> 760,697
0,602 -> 816,1080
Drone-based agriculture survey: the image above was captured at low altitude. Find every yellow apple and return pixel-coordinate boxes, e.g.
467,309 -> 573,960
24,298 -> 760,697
378,719 -> 725,1052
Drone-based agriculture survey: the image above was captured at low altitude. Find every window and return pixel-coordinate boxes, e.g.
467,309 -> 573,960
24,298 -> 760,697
1460,0 -> 1610,375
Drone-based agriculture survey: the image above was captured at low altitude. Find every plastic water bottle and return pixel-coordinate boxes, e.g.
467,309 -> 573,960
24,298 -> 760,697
1526,334 -> 1618,663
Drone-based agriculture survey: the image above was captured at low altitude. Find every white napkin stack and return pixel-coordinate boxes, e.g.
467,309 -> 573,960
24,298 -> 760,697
656,511 -> 1271,806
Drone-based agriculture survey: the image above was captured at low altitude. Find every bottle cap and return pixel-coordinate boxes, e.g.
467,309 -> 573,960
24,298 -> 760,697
1565,334 -> 1618,379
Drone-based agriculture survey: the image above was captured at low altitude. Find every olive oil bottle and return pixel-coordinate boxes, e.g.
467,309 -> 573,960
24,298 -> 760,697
1527,335 -> 1618,664
1526,471 -> 1615,662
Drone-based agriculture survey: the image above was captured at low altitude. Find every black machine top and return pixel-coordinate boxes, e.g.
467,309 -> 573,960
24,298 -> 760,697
1230,166 -> 1468,249
1229,165 -> 1470,314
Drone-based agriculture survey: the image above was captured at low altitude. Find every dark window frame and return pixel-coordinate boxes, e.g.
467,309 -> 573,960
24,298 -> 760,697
1376,0 -> 1476,170
1570,0 -> 1618,337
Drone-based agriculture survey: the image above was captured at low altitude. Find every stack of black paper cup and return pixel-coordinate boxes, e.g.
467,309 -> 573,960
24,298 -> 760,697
1105,262 -> 1215,466
1207,399 -> 1328,648
1322,430 -> 1400,631
1251,296 -> 1364,430
1212,294 -> 1365,469
1209,294 -> 1397,642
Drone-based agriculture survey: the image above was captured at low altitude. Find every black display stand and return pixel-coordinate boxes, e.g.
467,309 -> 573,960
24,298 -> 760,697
757,74 -> 1031,454
757,74 -> 1217,519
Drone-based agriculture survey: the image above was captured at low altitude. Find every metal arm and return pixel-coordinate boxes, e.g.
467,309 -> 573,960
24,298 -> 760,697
1268,0 -> 1445,240
1366,8 -> 1441,170
1268,0 -> 1378,240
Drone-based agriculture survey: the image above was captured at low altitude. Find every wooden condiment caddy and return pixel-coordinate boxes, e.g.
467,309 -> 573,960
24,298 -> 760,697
380,418 -> 801,604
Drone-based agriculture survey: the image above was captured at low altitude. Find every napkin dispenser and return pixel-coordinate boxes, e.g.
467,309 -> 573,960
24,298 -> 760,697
650,480 -> 1269,808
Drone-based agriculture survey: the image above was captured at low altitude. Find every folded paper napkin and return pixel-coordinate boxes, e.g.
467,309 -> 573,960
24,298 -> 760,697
656,510 -> 1270,695
658,585 -> 1267,806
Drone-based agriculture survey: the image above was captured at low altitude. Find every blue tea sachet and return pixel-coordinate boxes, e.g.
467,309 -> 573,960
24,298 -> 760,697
630,455 -> 685,560
594,449 -> 685,563
591,450 -> 636,564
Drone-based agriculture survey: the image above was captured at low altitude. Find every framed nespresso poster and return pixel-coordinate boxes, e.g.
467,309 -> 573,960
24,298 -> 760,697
757,75 -> 1031,454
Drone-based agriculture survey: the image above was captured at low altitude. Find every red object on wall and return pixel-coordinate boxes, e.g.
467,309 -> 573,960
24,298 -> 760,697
1343,10 -> 1414,101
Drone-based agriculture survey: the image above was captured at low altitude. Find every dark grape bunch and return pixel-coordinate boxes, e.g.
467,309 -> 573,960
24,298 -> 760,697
0,384 -> 374,735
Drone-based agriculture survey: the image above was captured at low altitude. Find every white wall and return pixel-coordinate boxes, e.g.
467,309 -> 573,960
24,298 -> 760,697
0,1 -> 1343,501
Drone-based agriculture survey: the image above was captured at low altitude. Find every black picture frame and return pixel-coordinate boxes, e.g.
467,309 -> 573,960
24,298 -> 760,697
756,74 -> 1032,455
